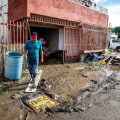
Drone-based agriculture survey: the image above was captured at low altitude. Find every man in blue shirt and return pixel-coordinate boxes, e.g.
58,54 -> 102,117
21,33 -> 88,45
24,32 -> 43,86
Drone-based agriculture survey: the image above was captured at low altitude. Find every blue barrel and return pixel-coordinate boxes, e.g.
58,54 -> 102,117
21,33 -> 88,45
4,52 -> 23,79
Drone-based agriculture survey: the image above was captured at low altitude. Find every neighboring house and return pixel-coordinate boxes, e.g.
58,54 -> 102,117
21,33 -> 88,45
7,0 -> 108,62
108,31 -> 118,41
108,30 -> 120,49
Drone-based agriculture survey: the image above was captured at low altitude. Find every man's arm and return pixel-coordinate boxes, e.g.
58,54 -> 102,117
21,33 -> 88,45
24,49 -> 28,60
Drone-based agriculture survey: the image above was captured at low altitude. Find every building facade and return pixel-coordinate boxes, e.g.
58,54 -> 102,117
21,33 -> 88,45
8,0 -> 109,62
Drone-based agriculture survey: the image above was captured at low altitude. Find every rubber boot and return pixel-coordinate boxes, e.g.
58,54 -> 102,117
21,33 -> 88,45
30,73 -> 34,84
31,76 -> 37,88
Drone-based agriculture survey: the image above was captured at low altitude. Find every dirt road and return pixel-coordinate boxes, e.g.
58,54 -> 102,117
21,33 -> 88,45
0,63 -> 120,120
45,71 -> 120,120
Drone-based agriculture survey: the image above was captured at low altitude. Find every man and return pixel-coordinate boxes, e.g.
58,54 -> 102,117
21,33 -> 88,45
24,32 -> 43,87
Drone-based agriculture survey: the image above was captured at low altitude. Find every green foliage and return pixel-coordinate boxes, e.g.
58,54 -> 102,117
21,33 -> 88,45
0,85 -> 10,93
108,27 -> 114,32
114,26 -> 120,33
114,26 -> 120,38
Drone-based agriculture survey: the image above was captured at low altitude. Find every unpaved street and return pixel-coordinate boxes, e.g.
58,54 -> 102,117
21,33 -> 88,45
45,71 -> 120,120
0,63 -> 120,120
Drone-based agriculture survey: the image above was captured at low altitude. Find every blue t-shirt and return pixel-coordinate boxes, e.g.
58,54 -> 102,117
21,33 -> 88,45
24,40 -> 42,59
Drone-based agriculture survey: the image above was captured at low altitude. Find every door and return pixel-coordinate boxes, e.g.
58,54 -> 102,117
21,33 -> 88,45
63,26 -> 80,62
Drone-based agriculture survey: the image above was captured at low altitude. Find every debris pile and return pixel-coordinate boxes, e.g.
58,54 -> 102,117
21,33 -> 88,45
99,50 -> 120,65
85,49 -> 120,66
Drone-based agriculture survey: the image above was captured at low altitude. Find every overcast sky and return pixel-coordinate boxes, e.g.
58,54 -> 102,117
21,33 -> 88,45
95,0 -> 120,27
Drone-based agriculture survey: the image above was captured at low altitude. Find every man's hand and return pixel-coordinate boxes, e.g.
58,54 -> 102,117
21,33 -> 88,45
41,58 -> 44,63
24,54 -> 27,60
40,50 -> 44,63
24,49 -> 28,60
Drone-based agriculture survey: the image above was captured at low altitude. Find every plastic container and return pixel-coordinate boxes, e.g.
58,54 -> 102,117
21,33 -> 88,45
104,49 -> 109,54
4,52 -> 23,79
92,54 -> 99,61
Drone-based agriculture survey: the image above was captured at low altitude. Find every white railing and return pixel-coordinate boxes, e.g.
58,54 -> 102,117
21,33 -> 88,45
70,0 -> 108,15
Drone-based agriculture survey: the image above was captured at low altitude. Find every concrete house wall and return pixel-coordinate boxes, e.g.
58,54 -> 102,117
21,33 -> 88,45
7,0 -> 109,60
8,0 -> 108,28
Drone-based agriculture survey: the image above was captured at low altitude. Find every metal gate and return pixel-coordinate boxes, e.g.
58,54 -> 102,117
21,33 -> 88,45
63,25 -> 107,62
63,26 -> 80,62
0,20 -> 26,52
0,20 -> 26,75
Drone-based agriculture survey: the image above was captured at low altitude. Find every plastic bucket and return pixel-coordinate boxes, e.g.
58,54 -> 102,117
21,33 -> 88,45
92,54 -> 99,61
4,52 -> 23,79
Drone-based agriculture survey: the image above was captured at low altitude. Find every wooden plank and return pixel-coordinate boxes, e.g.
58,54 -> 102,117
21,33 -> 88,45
107,55 -> 116,65
25,70 -> 42,93
82,49 -> 104,53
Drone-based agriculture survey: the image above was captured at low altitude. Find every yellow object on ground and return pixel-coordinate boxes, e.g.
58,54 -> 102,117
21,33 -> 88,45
98,61 -> 106,65
103,49 -> 109,54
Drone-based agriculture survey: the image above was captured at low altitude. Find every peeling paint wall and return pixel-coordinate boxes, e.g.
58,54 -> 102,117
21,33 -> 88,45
8,0 -> 27,22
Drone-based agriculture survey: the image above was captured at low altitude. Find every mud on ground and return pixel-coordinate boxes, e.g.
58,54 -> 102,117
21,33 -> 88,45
0,62 -> 120,120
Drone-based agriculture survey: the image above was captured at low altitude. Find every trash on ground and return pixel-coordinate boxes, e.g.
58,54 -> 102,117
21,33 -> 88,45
98,50 -> 119,65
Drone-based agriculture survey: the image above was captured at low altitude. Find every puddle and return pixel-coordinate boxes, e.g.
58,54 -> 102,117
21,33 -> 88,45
82,67 -> 115,89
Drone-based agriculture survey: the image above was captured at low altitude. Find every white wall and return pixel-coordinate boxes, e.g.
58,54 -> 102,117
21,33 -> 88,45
45,28 -> 64,51
58,28 -> 64,50
0,0 -> 9,43
45,29 -> 59,51
46,28 -> 64,51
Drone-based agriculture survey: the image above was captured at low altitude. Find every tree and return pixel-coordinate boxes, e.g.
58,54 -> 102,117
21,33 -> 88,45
108,22 -> 114,32
108,27 -> 114,32
114,26 -> 120,38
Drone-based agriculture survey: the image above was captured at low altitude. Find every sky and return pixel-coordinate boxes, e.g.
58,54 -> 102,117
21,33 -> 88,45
95,0 -> 120,27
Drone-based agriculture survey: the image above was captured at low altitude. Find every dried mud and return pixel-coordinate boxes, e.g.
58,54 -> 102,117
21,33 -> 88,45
0,63 -> 120,120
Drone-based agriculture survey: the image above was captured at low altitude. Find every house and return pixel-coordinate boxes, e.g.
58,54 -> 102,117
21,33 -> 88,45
7,0 -> 108,62
108,31 -> 118,41
108,30 -> 120,49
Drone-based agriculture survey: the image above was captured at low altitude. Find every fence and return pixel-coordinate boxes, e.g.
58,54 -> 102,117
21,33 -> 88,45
0,20 -> 26,75
0,19 -> 108,72
30,14 -> 79,27
79,23 -> 107,51
64,24 -> 107,62
70,0 -> 108,15
64,27 -> 80,62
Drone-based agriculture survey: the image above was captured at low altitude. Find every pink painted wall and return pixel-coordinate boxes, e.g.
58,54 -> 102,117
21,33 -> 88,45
27,0 -> 108,28
8,0 -> 27,21
8,0 -> 108,28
